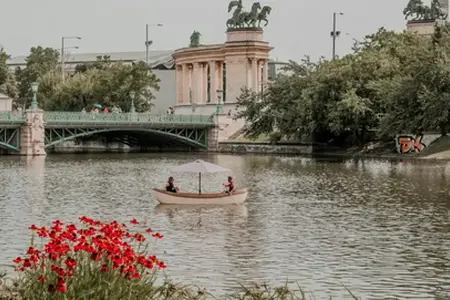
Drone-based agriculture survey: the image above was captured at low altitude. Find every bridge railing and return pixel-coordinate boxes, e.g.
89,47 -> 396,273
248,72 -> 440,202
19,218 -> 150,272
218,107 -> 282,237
0,111 -> 26,123
43,112 -> 215,125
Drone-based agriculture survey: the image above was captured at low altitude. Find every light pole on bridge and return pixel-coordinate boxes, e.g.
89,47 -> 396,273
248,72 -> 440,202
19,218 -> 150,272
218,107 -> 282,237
129,91 -> 136,113
30,82 -> 39,111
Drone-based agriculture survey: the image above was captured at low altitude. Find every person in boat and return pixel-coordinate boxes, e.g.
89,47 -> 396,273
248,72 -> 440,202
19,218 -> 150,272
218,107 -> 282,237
223,176 -> 236,194
165,176 -> 179,193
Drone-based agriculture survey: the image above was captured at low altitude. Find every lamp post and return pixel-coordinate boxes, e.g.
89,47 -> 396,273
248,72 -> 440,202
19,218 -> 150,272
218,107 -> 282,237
145,24 -> 163,65
30,82 -> 39,111
130,91 -> 136,113
216,89 -> 223,114
330,12 -> 343,60
61,36 -> 81,80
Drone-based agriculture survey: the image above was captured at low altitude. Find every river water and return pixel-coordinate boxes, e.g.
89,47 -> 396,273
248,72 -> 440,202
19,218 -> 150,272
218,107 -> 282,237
1,153 -> 450,299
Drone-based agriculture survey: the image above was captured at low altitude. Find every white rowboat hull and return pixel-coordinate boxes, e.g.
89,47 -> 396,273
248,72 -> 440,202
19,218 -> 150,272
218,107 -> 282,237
152,188 -> 248,205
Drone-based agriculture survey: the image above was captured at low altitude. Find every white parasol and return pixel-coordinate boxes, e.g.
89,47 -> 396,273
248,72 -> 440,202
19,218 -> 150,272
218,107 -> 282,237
170,159 -> 230,193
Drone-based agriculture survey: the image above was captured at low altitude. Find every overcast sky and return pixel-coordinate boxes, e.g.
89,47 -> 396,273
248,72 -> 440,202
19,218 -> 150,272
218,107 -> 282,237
1,0 -> 419,62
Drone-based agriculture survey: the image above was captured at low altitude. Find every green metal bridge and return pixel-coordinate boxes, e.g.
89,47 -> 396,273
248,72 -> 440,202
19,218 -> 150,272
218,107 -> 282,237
0,111 -> 215,152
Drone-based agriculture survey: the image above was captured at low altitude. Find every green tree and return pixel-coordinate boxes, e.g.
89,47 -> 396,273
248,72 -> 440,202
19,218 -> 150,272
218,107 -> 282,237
236,26 -> 440,146
16,46 -> 59,109
0,48 -> 18,102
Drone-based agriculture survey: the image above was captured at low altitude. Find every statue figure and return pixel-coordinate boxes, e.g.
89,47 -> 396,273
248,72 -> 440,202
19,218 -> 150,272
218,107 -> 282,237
257,5 -> 272,27
403,0 -> 447,20
431,0 -> 448,20
226,0 -> 245,28
189,31 -> 201,47
243,2 -> 261,27
226,0 -> 271,29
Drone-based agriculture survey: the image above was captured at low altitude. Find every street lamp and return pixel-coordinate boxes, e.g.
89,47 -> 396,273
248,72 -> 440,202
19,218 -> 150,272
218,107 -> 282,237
61,36 -> 81,80
145,23 -> 163,65
330,12 -> 343,60
30,82 -> 39,110
130,91 -> 136,113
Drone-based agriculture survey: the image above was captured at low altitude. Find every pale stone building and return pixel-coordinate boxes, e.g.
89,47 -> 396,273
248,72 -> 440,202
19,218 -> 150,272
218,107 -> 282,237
0,93 -> 12,111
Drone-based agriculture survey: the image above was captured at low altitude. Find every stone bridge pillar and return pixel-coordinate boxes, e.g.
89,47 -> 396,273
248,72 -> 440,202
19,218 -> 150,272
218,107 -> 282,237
19,109 -> 46,156
207,114 -> 220,151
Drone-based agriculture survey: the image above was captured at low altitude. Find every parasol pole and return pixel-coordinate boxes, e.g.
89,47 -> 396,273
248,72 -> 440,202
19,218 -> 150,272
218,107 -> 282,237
198,172 -> 202,193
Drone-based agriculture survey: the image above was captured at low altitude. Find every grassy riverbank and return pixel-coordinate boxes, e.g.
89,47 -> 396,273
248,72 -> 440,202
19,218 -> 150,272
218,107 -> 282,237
0,274 -> 359,300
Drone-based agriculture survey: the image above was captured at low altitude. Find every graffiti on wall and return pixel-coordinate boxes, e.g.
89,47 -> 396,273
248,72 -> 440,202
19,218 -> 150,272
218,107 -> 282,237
396,134 -> 441,154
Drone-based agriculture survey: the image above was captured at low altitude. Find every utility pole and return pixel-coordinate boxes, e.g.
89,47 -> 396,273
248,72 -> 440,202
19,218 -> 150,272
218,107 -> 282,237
145,24 -> 163,65
61,36 -> 81,81
331,12 -> 343,60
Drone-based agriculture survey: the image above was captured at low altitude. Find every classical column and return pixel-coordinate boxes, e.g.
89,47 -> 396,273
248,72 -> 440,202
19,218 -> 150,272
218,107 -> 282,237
193,62 -> 201,103
182,64 -> 190,104
176,65 -> 183,104
202,63 -> 208,104
257,60 -> 262,93
251,58 -> 258,92
246,58 -> 252,87
262,59 -> 269,85
209,61 -> 218,104
217,62 -> 223,103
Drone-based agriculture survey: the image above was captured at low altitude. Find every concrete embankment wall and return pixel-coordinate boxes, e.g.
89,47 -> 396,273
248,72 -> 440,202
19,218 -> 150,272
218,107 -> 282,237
48,140 -> 314,155
216,142 -> 313,155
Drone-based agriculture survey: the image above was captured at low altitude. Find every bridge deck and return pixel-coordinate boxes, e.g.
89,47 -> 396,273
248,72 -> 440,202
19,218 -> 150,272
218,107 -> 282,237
0,112 -> 215,127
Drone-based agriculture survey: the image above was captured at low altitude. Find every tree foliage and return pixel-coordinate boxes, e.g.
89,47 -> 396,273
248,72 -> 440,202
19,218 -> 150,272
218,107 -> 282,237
236,25 -> 450,145
5,48 -> 160,112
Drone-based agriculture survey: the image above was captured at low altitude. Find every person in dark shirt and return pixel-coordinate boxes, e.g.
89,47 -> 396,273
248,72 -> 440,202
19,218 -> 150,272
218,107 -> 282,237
165,176 -> 179,193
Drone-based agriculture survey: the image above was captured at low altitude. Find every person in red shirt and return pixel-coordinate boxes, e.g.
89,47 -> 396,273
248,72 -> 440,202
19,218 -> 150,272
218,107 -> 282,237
223,176 -> 236,194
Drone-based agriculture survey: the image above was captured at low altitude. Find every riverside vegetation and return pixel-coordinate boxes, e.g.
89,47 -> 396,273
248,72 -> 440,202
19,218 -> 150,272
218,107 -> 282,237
0,217 -> 359,300
236,25 -> 450,147
0,47 -> 159,112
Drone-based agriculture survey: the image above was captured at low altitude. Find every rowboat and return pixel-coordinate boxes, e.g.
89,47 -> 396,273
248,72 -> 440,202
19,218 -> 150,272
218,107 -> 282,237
152,188 -> 248,205
153,159 -> 248,205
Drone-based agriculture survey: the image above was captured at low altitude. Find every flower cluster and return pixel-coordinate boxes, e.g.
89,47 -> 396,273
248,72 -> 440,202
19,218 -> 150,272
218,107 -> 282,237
13,217 -> 165,293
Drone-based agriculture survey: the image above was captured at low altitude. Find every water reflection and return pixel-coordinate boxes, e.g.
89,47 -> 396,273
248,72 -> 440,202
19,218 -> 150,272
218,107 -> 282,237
1,154 -> 450,299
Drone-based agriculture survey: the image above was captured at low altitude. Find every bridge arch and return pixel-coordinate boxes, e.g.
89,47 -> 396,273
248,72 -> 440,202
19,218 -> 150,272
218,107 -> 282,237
44,127 -> 209,149
0,128 -> 21,152
0,142 -> 20,152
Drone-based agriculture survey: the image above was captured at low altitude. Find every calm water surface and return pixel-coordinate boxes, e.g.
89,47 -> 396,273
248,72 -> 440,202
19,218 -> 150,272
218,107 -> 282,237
1,153 -> 450,299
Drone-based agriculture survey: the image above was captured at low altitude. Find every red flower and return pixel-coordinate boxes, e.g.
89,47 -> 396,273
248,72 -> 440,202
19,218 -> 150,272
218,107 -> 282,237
152,232 -> 164,239
56,277 -> 67,292
19,216 -> 167,290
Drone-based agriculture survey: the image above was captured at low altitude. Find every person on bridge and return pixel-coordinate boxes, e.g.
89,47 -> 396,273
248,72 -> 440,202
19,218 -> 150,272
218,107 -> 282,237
223,176 -> 236,194
165,176 -> 179,193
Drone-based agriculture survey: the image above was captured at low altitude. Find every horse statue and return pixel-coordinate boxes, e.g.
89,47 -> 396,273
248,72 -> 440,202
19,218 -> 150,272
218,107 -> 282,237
403,0 -> 425,20
257,5 -> 272,27
189,31 -> 201,47
243,2 -> 261,27
403,0 -> 440,20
